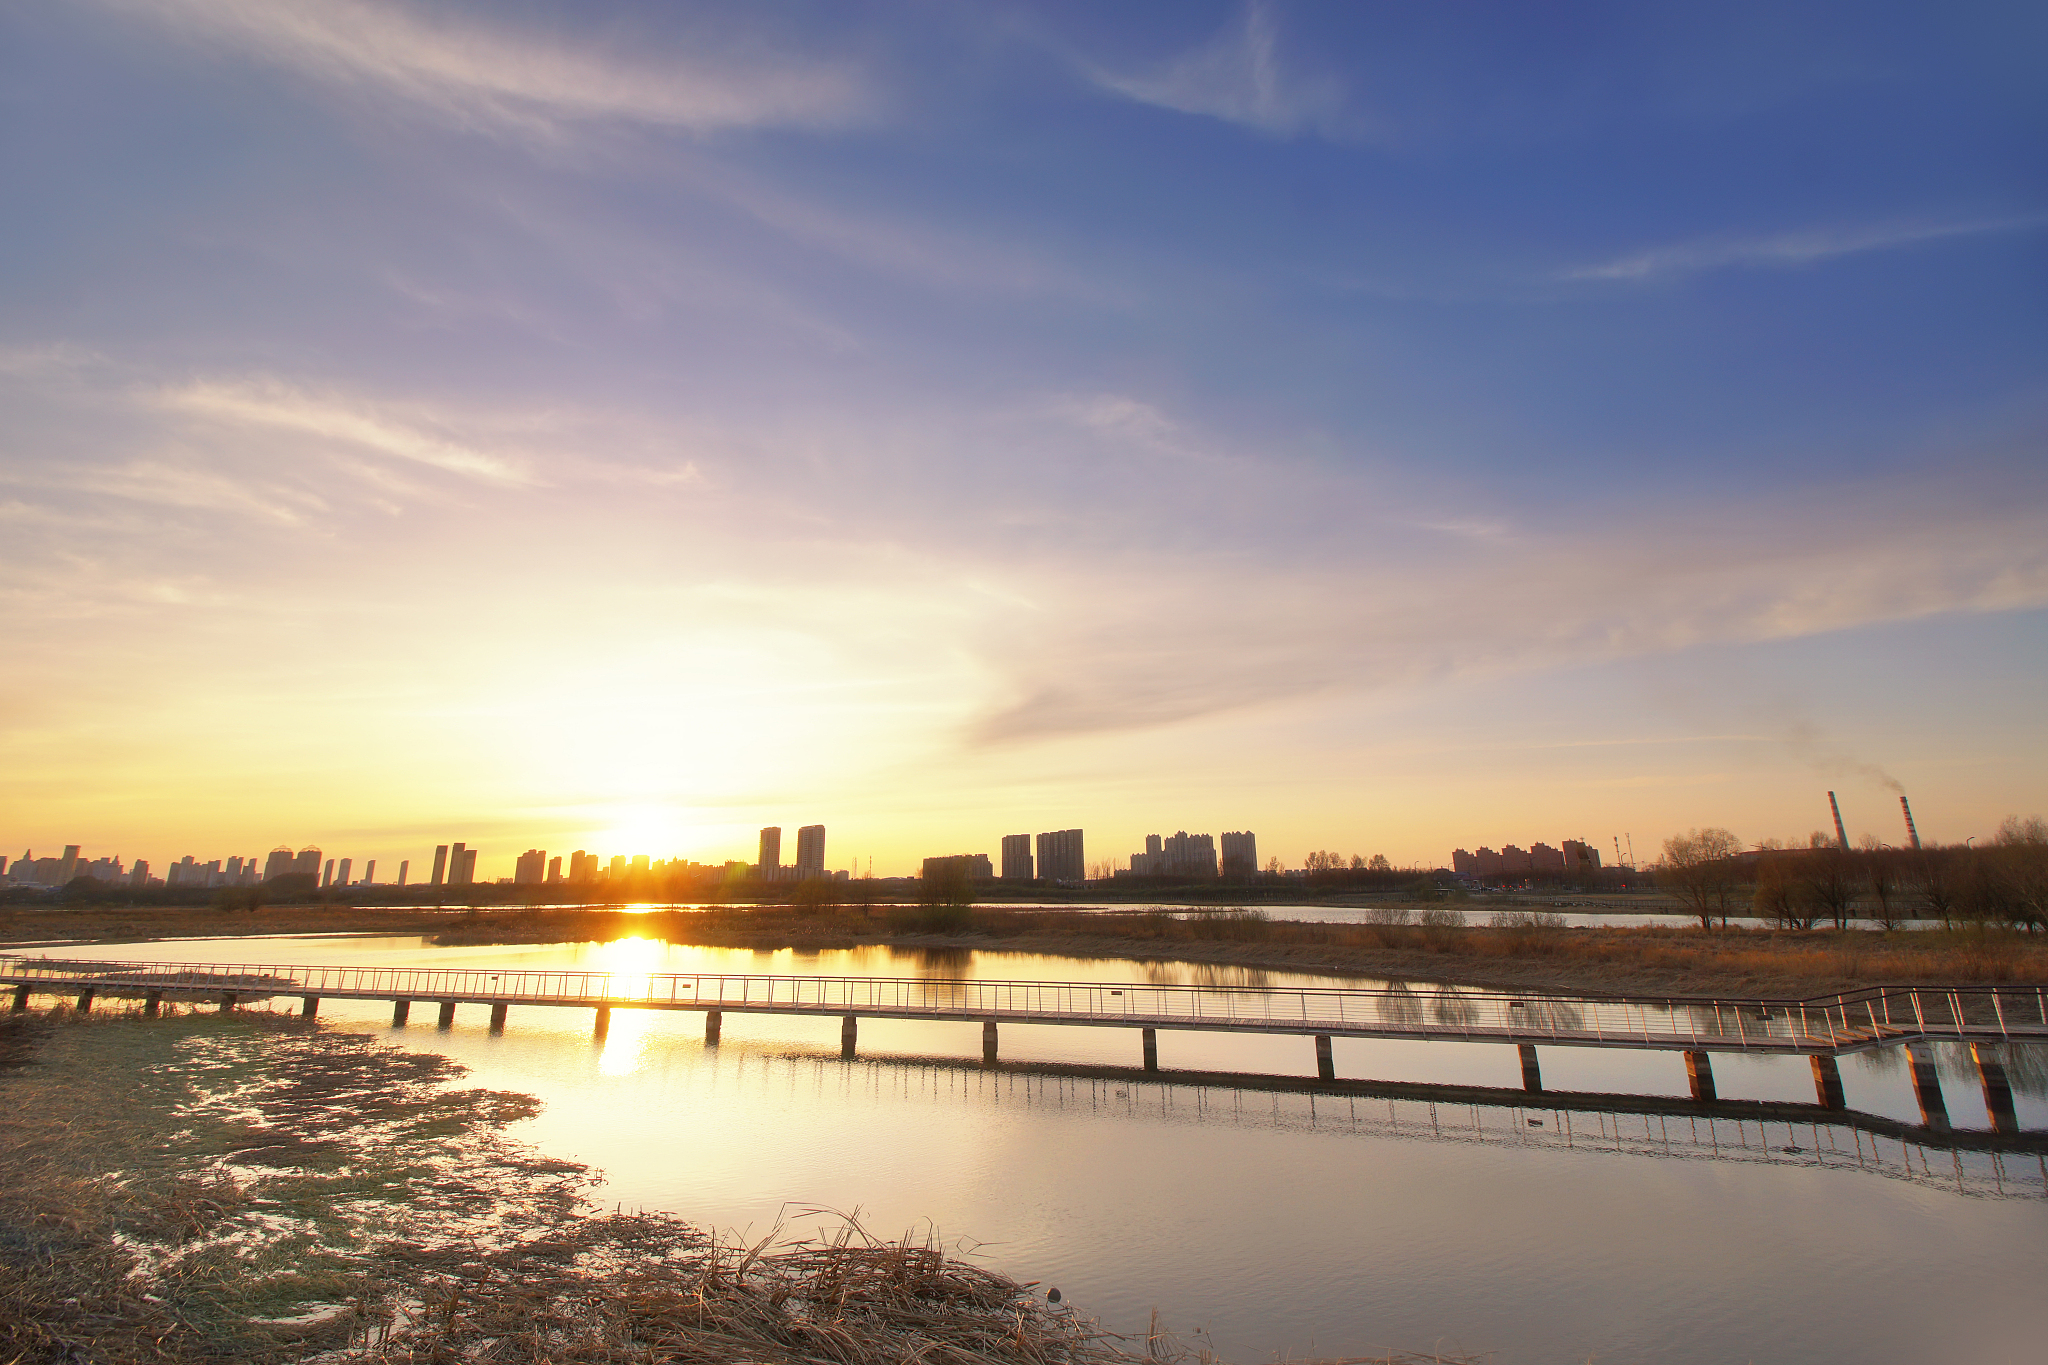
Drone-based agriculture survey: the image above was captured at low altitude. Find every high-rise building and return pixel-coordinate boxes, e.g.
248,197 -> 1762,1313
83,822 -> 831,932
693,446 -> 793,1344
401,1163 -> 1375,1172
336,857 -> 352,887
130,861 -> 150,888
795,825 -> 826,879
59,845 -> 80,883
263,846 -> 295,881
1035,829 -> 1085,883
570,850 -> 596,883
1220,831 -> 1258,878
449,844 -> 477,886
294,846 -> 322,878
758,827 -> 782,878
514,849 -> 547,884
547,856 -> 562,883
608,854 -> 627,880
397,859 -> 409,886
1161,831 -> 1218,878
363,859 -> 375,885
322,858 -> 336,887
999,834 -> 1034,880
431,844 -> 450,886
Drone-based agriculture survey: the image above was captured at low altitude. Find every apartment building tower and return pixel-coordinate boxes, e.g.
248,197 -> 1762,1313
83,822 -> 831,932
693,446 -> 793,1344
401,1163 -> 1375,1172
795,824 -> 826,879
999,833 -> 1034,880
1035,828 -> 1085,883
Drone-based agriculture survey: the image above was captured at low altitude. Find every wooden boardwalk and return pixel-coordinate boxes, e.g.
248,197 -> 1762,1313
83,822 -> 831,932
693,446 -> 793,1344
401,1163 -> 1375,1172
5,955 -> 2042,1130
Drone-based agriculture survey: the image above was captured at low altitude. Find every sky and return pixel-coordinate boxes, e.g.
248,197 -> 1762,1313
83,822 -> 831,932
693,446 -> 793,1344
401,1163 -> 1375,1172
2,0 -> 2045,880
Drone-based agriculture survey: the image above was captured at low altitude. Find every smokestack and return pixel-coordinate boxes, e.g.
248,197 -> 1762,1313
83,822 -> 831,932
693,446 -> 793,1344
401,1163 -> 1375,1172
1900,795 -> 1921,850
1828,791 -> 1850,850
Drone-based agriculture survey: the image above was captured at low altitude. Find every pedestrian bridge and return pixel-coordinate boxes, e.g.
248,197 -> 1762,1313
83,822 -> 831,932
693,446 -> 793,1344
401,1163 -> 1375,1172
5,955 -> 2042,1131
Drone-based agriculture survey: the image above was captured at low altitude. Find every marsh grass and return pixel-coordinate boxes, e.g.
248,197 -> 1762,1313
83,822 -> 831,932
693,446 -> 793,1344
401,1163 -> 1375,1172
420,904 -> 2048,991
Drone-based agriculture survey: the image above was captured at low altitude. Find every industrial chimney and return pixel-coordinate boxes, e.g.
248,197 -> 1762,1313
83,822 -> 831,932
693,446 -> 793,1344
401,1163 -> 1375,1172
1900,795 -> 1922,850
1828,791 -> 1850,850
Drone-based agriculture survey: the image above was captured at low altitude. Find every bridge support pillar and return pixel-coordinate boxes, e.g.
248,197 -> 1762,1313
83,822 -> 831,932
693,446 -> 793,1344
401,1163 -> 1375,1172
982,1020 -> 998,1065
1810,1054 -> 1846,1109
143,991 -> 161,1019
300,996 -> 319,1020
841,1014 -> 858,1060
11,985 -> 27,1013
1141,1027 -> 1158,1072
704,1009 -> 721,1045
1518,1044 -> 1542,1094
218,992 -> 237,1014
593,1006 -> 610,1041
1684,1051 -> 1716,1102
75,989 -> 94,1014
1970,1043 -> 2017,1134
1314,1034 -> 1335,1081
392,999 -> 410,1027
489,1002 -> 508,1033
1906,1042 -> 1950,1131
436,1000 -> 456,1029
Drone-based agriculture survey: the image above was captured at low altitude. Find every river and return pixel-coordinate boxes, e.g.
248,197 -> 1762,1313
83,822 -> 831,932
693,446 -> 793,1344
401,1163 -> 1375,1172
33,933 -> 2048,1363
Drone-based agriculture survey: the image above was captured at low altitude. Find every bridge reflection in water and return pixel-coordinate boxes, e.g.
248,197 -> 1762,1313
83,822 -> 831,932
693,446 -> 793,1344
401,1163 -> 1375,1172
788,1052 -> 2048,1203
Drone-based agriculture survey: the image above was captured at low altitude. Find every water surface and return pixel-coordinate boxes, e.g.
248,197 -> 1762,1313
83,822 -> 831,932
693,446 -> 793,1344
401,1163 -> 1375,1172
39,934 -> 2048,1364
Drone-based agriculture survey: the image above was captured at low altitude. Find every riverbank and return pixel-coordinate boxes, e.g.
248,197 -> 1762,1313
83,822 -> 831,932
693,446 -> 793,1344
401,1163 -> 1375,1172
2,1006 -> 1277,1365
6,902 -> 2044,997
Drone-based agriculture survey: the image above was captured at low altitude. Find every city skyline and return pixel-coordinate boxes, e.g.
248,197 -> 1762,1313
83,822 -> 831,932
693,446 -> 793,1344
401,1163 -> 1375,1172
3,782 -> 1974,886
1,3 -> 2041,876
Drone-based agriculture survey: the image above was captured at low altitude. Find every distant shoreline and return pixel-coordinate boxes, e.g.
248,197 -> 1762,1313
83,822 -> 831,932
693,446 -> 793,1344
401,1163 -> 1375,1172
4,901 -> 2041,999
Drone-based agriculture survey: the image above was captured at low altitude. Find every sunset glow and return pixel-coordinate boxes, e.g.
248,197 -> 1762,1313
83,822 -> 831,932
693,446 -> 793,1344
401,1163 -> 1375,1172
1,2 -> 2042,879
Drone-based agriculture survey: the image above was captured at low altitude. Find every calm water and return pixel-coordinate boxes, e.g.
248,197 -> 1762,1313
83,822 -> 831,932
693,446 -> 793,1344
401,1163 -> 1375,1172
40,934 -> 2048,1363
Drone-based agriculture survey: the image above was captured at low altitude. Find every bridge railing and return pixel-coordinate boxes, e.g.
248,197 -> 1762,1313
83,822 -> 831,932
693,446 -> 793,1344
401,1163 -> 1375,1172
5,955 -> 2045,1051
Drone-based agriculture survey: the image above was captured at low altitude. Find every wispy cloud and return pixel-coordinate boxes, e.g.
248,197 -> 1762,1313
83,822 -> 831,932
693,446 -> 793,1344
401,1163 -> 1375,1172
1086,1 -> 1352,139
1559,213 -> 2048,283
160,379 -> 537,487
109,0 -> 874,137
965,466 -> 2048,746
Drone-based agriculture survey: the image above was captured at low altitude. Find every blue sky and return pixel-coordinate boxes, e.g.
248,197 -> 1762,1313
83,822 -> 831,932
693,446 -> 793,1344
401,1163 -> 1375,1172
2,0 -> 2044,875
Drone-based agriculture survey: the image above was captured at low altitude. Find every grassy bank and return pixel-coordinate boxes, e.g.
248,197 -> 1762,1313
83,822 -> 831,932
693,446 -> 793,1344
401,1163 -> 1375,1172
7,900 -> 2044,997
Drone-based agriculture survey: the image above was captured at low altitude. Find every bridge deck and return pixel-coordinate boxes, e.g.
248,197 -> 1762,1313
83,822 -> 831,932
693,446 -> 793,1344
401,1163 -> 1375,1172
6,956 -> 2046,1056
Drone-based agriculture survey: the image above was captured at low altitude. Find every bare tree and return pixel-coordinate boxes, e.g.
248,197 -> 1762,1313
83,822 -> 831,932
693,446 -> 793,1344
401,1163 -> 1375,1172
1367,853 -> 1391,872
1659,828 -> 1744,930
1992,815 -> 2048,931
1861,835 -> 1903,930
1800,834 -> 1859,929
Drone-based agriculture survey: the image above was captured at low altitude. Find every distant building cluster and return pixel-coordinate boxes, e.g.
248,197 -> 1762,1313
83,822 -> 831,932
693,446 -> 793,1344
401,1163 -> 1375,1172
8,820 -> 1277,893
1114,829 -> 1256,879
1451,839 -> 1602,879
917,826 -> 1258,885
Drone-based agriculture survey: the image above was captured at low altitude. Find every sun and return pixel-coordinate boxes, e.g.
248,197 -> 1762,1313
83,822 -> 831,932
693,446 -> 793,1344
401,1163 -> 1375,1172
589,804 -> 696,860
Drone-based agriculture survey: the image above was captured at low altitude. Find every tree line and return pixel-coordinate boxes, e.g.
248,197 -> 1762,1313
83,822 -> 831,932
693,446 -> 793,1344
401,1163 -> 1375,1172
1659,817 -> 2048,931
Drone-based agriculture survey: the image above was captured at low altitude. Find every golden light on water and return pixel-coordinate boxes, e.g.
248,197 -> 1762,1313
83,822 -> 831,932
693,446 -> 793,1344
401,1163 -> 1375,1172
590,938 -> 669,1076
